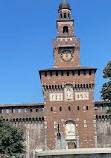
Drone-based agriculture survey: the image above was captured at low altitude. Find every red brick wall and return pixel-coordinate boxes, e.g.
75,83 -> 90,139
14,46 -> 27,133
41,70 -> 96,150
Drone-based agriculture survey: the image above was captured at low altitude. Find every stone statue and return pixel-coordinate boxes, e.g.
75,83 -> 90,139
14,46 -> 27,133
67,88 -> 71,100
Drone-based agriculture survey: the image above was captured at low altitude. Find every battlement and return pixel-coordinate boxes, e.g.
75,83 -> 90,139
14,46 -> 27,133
0,103 -> 44,123
39,67 -> 97,88
94,101 -> 110,122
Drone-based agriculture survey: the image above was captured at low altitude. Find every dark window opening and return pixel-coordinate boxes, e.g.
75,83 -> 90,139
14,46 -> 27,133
29,118 -> 31,121
61,71 -> 63,76
68,13 -> 71,19
89,70 -> 91,75
51,107 -> 53,111
72,71 -> 75,76
58,124 -> 59,130
60,107 -> 62,111
77,106 -> 80,110
56,71 -> 58,76
57,124 -> 61,138
45,71 -> 47,77
63,26 -> 68,34
36,108 -> 38,112
68,106 -> 71,111
84,70 -> 86,75
78,70 -> 80,75
60,14 -> 62,19
50,71 -> 52,76
64,13 -> 66,19
67,71 -> 69,76
86,106 -> 88,110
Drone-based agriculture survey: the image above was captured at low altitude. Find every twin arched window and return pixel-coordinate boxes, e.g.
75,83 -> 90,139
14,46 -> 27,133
63,26 -> 68,34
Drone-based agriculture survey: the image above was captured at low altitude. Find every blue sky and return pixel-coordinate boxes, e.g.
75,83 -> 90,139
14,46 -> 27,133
0,0 -> 111,104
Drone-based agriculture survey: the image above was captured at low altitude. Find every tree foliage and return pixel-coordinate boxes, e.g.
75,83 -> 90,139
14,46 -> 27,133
0,117 -> 25,157
103,61 -> 111,79
100,61 -> 111,104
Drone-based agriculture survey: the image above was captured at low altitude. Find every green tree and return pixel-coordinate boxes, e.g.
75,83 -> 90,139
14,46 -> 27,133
100,61 -> 111,104
0,117 -> 25,157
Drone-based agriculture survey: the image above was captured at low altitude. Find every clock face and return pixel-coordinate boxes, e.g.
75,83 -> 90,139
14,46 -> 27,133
61,50 -> 73,62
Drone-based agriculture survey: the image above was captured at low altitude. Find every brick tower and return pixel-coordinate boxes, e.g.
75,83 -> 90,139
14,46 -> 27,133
39,0 -> 97,150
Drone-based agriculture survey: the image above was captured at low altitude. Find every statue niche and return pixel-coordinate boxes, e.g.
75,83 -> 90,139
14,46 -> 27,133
64,85 -> 73,101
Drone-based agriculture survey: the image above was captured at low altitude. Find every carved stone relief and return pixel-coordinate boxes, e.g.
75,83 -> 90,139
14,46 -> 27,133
75,92 -> 89,100
65,122 -> 76,140
49,93 -> 63,101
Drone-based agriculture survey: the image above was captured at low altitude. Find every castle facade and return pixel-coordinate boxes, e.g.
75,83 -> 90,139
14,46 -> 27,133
0,0 -> 111,154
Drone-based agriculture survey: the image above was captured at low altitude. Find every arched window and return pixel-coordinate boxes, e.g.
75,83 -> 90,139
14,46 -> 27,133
64,13 -> 66,19
63,26 -> 68,34
60,14 -> 62,19
68,13 -> 70,19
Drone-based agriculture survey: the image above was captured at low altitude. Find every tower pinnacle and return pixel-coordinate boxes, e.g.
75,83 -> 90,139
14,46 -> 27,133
59,0 -> 71,10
